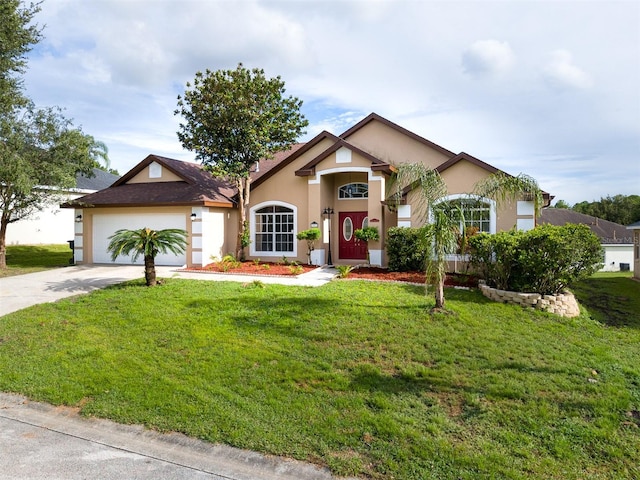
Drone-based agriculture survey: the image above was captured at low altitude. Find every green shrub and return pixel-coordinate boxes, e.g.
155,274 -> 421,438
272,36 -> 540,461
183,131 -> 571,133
354,227 -> 380,263
469,224 -> 603,295
218,253 -> 241,271
386,227 -> 428,272
354,226 -> 380,243
297,228 -> 321,265
288,262 -> 304,275
336,265 -> 355,278
467,230 -> 524,290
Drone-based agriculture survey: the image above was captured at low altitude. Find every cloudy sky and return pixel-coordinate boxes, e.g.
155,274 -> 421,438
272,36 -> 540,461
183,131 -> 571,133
24,0 -> 640,205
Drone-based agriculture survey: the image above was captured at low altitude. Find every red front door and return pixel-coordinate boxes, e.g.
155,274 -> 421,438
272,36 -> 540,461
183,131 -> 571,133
338,211 -> 368,260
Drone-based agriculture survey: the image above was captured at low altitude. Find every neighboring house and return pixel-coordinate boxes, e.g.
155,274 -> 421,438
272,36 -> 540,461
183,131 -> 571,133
628,221 -> 640,279
6,168 -> 120,246
63,113 -> 551,267
538,208 -> 634,272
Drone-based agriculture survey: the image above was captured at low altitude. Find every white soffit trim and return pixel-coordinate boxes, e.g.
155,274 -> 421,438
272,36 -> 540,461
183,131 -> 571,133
308,167 -> 383,184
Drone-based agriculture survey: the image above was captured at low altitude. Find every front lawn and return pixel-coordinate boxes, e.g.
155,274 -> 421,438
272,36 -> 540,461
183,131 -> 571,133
0,277 -> 638,479
0,244 -> 72,277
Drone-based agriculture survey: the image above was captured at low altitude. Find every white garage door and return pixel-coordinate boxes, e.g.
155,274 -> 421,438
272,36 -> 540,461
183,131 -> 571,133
93,213 -> 187,266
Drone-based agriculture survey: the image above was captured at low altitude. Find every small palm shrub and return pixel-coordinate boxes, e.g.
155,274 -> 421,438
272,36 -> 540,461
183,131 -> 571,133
336,265 -> 355,278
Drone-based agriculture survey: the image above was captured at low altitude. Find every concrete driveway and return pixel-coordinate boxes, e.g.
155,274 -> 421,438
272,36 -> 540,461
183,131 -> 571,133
0,265 -> 147,316
0,264 -> 336,317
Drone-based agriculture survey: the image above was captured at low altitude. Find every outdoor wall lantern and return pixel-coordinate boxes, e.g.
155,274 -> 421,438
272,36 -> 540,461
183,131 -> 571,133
75,214 -> 82,222
310,221 -> 318,228
190,213 -> 197,221
322,207 -> 335,266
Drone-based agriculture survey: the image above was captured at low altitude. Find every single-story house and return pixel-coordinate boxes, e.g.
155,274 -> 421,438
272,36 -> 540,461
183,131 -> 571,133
538,208 -> 634,272
63,113 -> 551,267
628,221 -> 640,279
7,168 -> 120,246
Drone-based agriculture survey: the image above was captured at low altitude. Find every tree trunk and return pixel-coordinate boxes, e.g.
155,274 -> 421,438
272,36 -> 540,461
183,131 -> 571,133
434,271 -> 445,309
0,217 -> 7,269
236,176 -> 251,261
434,280 -> 445,309
144,255 -> 157,286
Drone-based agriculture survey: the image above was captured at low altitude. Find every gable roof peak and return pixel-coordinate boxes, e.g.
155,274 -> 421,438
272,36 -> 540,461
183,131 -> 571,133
113,154 -> 200,187
339,112 -> 457,158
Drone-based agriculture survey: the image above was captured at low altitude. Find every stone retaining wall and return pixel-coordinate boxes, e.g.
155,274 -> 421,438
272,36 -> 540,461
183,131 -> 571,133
478,281 -> 580,318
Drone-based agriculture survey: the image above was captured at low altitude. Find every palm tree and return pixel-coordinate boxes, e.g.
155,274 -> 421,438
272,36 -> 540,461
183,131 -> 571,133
107,227 -> 188,286
388,164 -> 542,309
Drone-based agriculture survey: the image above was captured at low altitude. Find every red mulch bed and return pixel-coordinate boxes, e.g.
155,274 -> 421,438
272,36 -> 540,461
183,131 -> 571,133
183,261 -> 478,287
186,261 -> 317,276
345,267 -> 479,287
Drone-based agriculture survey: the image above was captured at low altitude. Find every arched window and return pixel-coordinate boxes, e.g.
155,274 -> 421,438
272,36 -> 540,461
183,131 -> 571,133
338,182 -> 368,199
433,195 -> 496,234
251,204 -> 296,256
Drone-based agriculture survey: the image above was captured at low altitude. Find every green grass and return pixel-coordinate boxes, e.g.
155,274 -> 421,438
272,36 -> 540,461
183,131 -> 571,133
1,244 -> 72,277
0,275 -> 639,479
571,271 -> 639,327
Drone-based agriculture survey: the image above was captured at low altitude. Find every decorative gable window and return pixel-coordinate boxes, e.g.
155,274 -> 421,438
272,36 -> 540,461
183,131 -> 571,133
149,162 -> 162,178
251,203 -> 297,257
339,183 -> 368,199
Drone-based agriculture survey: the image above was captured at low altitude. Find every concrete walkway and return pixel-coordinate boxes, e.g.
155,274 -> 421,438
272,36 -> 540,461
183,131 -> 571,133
0,264 -> 337,317
0,265 -> 343,479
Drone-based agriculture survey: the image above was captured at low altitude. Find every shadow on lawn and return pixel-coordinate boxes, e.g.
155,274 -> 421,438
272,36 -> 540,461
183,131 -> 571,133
45,277 -> 134,293
6,245 -> 70,268
184,295 -> 338,339
571,277 -> 640,329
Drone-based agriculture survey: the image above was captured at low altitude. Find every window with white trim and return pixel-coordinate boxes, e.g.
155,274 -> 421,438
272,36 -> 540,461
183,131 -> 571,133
339,183 -> 368,199
434,196 -> 495,234
456,198 -> 491,233
254,205 -> 295,253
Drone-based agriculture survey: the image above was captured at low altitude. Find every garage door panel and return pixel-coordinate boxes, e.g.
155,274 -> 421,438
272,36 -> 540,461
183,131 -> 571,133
93,214 -> 186,266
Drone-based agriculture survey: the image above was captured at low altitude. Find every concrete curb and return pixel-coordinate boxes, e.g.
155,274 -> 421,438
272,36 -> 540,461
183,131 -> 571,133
0,393 -> 351,480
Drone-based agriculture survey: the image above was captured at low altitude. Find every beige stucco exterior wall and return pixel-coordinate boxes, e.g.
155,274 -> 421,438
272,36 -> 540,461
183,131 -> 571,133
247,118 -> 541,266
343,119 -> 451,169
248,138 -> 336,263
440,161 -> 521,231
127,162 -> 183,183
249,144 -> 390,264
224,207 -> 239,258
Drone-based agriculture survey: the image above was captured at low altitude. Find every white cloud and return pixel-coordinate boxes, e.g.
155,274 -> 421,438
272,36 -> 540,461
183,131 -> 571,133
21,0 -> 640,205
543,50 -> 593,90
462,40 -> 515,76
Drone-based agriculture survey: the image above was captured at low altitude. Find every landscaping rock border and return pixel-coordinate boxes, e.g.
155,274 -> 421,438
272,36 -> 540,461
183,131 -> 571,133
478,281 -> 580,317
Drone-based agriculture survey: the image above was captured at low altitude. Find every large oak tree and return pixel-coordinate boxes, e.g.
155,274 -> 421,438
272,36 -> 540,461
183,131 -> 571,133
175,63 -> 308,260
0,0 -> 109,268
0,0 -> 42,113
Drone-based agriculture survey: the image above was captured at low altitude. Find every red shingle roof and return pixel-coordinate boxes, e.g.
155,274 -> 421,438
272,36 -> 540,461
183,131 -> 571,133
63,154 -> 237,208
